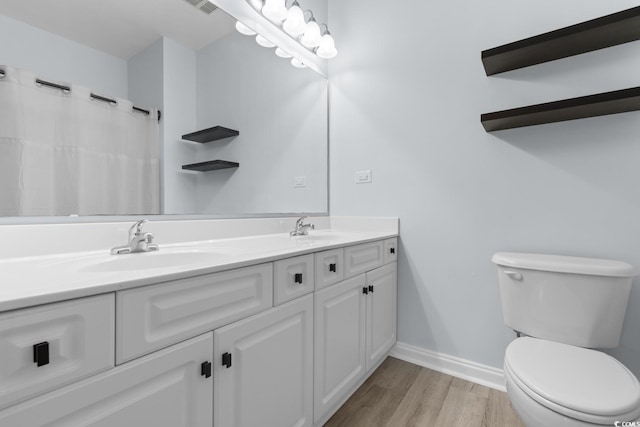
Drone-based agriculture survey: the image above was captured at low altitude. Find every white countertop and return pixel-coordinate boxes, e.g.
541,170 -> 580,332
0,226 -> 397,312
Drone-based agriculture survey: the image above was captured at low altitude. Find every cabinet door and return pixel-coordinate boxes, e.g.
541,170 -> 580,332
214,295 -> 313,427
0,333 -> 214,427
314,274 -> 367,424
366,262 -> 397,371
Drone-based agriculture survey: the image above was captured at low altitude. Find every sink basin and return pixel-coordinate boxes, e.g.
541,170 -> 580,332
78,249 -> 229,272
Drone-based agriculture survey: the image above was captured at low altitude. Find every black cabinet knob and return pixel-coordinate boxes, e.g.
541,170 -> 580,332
201,361 -> 212,378
362,287 -> 369,295
294,273 -> 303,284
329,263 -> 337,273
368,285 -> 374,293
222,352 -> 232,368
390,247 -> 395,254
33,342 -> 50,367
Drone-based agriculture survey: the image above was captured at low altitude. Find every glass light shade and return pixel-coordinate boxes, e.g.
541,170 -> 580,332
275,48 -> 292,58
256,35 -> 276,48
300,19 -> 322,48
291,58 -> 307,68
235,21 -> 257,36
316,34 -> 337,58
262,0 -> 287,23
282,5 -> 306,37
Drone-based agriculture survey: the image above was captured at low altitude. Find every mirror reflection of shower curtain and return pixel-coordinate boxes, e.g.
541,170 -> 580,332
0,66 -> 160,216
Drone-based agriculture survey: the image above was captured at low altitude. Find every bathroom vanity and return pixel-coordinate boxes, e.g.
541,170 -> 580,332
0,216 -> 398,427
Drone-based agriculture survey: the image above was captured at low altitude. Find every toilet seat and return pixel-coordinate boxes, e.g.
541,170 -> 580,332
505,337 -> 640,424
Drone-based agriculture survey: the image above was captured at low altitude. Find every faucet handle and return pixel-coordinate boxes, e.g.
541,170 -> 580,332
129,219 -> 148,236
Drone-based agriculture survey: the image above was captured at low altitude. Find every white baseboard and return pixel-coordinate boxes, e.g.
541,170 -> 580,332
390,342 -> 506,392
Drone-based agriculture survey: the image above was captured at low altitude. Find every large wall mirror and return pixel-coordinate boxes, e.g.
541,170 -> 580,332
0,0 -> 328,220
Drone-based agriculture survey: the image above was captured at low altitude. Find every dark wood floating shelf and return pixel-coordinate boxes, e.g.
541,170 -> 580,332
481,86 -> 640,132
482,6 -> 640,75
182,160 -> 240,172
182,126 -> 239,143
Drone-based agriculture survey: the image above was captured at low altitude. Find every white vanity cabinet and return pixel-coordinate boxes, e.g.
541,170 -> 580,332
214,294 -> 313,427
0,332 -> 214,426
314,260 -> 397,424
0,233 -> 398,427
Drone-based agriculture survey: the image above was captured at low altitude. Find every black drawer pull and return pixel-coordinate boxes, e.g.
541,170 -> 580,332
222,352 -> 232,368
369,285 -> 375,293
363,287 -> 369,295
294,273 -> 303,284
33,342 -> 50,367
329,263 -> 337,273
390,247 -> 395,254
201,361 -> 212,378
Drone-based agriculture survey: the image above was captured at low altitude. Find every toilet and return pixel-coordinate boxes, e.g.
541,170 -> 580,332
492,252 -> 640,427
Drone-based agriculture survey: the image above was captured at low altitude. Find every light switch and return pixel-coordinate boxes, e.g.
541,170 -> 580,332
354,170 -> 372,184
294,176 -> 307,188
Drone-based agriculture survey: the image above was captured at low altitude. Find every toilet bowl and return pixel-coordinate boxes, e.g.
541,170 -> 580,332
492,252 -> 640,427
504,337 -> 640,426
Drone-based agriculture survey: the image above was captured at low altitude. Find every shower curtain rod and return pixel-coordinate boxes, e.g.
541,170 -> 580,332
0,69 -> 161,122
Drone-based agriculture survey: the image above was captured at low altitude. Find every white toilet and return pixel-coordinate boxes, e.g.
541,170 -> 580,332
492,252 -> 640,426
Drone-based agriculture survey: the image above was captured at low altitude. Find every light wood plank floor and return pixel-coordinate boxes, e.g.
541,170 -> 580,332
324,357 -> 525,427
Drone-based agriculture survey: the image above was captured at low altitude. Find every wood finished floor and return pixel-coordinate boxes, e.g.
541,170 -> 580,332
324,357 -> 525,427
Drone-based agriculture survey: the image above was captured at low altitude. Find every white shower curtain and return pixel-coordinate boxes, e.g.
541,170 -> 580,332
0,66 -> 160,216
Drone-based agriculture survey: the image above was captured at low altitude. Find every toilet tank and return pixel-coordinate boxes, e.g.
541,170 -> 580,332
492,252 -> 636,348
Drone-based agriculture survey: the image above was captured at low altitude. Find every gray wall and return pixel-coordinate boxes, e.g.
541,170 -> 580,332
195,32 -> 327,215
328,0 -> 640,376
0,15 -> 127,98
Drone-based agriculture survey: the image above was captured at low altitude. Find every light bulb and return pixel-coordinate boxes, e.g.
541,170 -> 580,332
283,3 -> 306,37
262,0 -> 287,24
235,21 -> 256,36
316,33 -> 337,59
275,48 -> 292,58
300,18 -> 322,48
256,35 -> 276,48
291,58 -> 307,68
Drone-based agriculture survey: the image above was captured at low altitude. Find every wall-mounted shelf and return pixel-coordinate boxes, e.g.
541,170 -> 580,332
182,160 -> 240,172
482,6 -> 640,76
182,126 -> 239,143
481,86 -> 640,132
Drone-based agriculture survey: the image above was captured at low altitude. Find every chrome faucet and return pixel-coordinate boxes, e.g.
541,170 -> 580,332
110,220 -> 159,255
290,216 -> 315,237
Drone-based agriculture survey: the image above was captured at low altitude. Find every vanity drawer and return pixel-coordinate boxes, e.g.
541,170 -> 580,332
315,248 -> 344,291
0,294 -> 115,410
274,254 -> 315,305
344,241 -> 384,278
117,264 -> 273,364
384,238 -> 398,264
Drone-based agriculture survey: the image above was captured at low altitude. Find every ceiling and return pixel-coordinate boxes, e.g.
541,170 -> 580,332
0,0 -> 236,60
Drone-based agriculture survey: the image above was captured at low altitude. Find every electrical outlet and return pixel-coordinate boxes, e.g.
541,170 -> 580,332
354,170 -> 372,184
294,176 -> 306,188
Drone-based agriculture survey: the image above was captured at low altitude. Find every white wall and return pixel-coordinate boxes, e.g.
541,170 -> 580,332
328,0 -> 640,376
195,32 -> 327,215
0,15 -> 127,98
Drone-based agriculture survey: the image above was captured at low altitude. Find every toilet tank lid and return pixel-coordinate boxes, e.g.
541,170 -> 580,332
492,252 -> 637,277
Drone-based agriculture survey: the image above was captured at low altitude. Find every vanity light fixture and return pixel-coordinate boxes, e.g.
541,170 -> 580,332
300,14 -> 322,48
256,34 -> 276,48
291,58 -> 307,68
235,21 -> 257,36
261,0 -> 288,24
316,26 -> 337,59
232,0 -> 337,72
282,1 -> 306,37
275,47 -> 293,58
